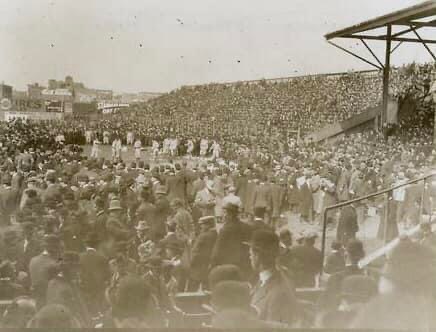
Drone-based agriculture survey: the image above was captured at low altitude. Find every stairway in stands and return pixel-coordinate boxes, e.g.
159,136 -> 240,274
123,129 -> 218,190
304,104 -> 380,143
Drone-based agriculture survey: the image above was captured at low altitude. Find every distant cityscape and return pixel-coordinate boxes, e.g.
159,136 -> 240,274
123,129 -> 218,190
0,76 -> 161,116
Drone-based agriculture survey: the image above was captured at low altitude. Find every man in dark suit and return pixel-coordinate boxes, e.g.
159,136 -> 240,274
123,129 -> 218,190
269,177 -> 285,228
291,232 -> 323,288
0,174 -> 19,225
105,199 -> 132,258
166,165 -> 187,204
324,241 -> 345,275
135,185 -> 157,226
17,222 -> 43,275
277,229 -> 297,280
153,186 -> 171,242
79,232 -> 111,317
41,172 -> 62,205
252,179 -> 271,221
189,216 -> 217,291
248,229 -> 299,326
210,196 -> 253,280
210,280 -> 287,328
46,251 -> 89,326
29,234 -> 62,309
337,204 -> 359,245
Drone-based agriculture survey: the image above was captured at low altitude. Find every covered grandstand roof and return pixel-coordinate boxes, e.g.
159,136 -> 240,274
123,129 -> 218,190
325,0 -> 436,43
324,1 -> 436,132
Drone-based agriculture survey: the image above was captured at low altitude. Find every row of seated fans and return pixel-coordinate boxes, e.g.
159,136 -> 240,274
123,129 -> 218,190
124,62 -> 434,138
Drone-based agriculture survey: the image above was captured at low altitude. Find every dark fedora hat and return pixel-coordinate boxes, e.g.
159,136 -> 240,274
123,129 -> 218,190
244,229 -> 279,256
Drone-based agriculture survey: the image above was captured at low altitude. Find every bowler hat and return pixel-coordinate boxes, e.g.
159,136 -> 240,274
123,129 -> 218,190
211,281 -> 252,311
26,177 -> 38,184
45,172 -> 57,183
208,265 -> 243,290
113,276 -> 151,320
155,186 -> 167,195
244,229 -> 279,256
108,199 -> 123,211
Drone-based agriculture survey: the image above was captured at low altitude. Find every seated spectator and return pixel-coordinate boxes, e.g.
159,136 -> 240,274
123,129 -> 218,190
324,241 -> 345,275
291,232 -> 323,288
27,304 -> 82,328
111,275 -> 163,328
1,296 -> 37,328
319,239 -> 366,311
317,275 -> 378,328
210,280 -> 285,328
351,236 -> 436,329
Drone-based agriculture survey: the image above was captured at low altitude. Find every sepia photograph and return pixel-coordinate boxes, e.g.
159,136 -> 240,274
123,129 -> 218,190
0,0 -> 435,329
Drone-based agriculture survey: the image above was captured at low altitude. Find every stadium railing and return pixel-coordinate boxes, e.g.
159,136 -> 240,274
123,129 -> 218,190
321,171 -> 436,273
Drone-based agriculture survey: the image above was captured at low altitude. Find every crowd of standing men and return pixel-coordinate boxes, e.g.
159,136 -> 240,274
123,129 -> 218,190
0,114 -> 435,329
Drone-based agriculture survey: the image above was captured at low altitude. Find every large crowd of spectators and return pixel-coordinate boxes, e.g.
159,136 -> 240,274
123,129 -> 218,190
125,62 -> 434,137
0,62 -> 434,328
58,63 -> 435,152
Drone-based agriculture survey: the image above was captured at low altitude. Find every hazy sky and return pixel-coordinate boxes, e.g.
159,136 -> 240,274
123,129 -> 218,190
0,0 -> 434,93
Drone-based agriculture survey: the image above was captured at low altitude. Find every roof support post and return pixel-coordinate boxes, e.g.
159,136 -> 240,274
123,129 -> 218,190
327,41 -> 383,70
360,38 -> 385,69
380,24 -> 392,134
390,41 -> 403,54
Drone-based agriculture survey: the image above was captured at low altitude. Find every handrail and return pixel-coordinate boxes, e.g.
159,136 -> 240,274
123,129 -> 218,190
321,171 -> 436,271
358,219 -> 434,268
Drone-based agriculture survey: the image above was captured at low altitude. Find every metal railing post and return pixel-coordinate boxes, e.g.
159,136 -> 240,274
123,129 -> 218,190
419,178 -> 426,224
320,207 -> 330,275
321,172 -> 436,271
383,192 -> 390,244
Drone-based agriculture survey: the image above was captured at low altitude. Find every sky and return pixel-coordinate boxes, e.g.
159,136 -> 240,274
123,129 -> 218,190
0,0 -> 434,93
